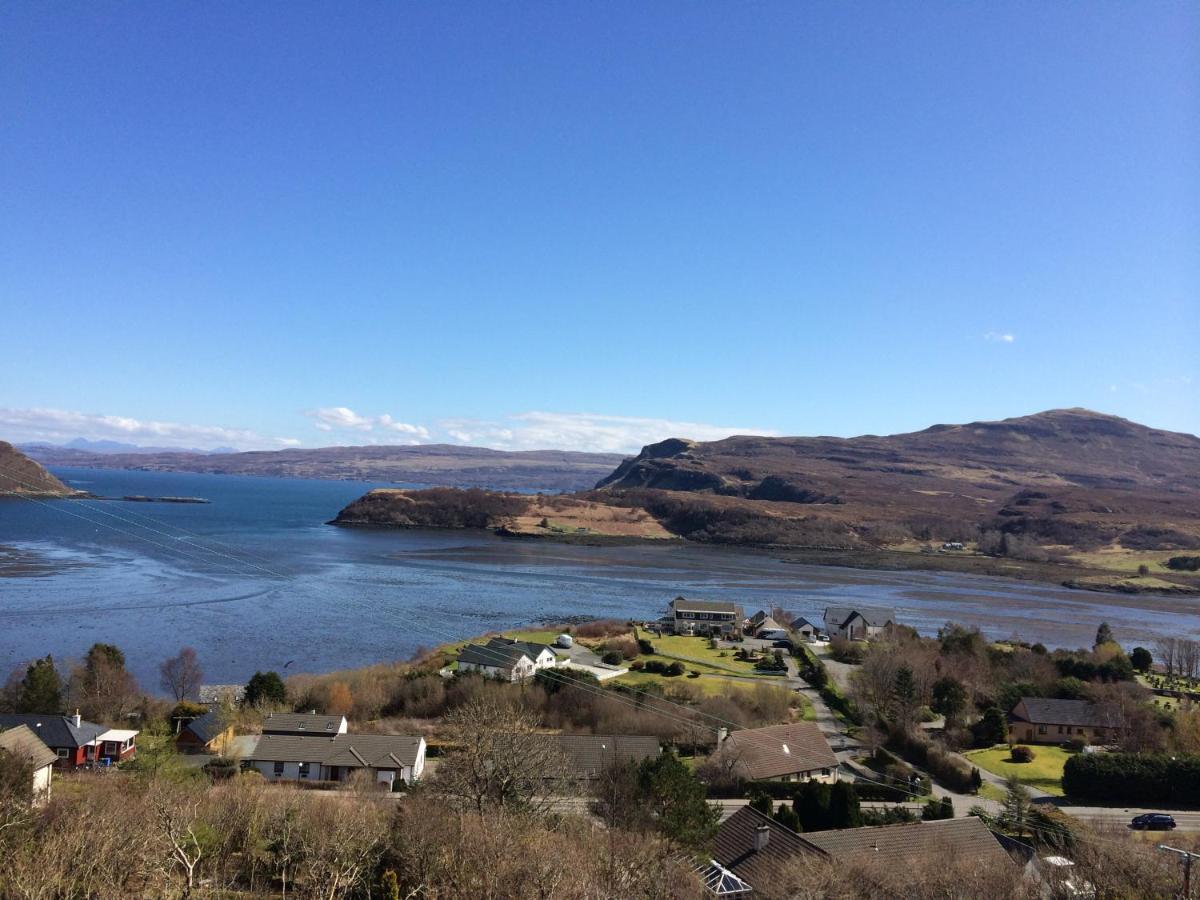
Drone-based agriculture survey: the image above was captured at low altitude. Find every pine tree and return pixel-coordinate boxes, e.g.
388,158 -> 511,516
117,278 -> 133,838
828,781 -> 862,829
244,671 -> 288,707
774,804 -> 801,832
1001,777 -> 1032,838
1095,622 -> 1114,647
17,655 -> 62,713
892,666 -> 918,726
792,780 -> 832,831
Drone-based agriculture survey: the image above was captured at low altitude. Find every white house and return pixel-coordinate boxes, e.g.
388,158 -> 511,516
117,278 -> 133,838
0,724 -> 58,804
669,597 -> 744,637
485,637 -> 558,670
823,607 -> 895,641
457,643 -> 535,681
244,732 -> 426,788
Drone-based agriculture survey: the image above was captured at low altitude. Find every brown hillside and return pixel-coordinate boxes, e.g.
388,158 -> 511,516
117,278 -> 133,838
0,441 -> 73,496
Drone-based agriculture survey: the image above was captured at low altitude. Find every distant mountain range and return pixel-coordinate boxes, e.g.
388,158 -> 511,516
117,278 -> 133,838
17,442 -> 626,493
20,438 -> 240,455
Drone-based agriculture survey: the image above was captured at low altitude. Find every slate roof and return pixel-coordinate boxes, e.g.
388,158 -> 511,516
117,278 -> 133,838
1010,698 -> 1121,728
485,637 -> 556,660
714,806 -> 824,887
552,734 -> 661,779
824,606 -> 895,628
458,642 -> 531,671
0,714 -> 105,749
671,597 -> 742,614
790,617 -> 817,630
183,709 -> 231,744
261,712 -> 346,735
801,816 -> 1014,871
246,732 -> 423,769
748,610 -> 770,625
0,724 -> 59,769
715,809 -> 1014,893
721,722 -> 838,780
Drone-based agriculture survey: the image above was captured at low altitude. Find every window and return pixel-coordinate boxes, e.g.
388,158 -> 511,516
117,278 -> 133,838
1057,725 -> 1063,734
1037,725 -> 1047,735
56,748 -> 68,759
298,762 -> 310,777
273,761 -> 284,776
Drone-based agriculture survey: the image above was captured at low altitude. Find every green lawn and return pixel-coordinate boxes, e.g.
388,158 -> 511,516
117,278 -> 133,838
965,745 -> 1072,796
977,781 -> 1006,803
505,630 -> 562,646
636,628 -> 761,675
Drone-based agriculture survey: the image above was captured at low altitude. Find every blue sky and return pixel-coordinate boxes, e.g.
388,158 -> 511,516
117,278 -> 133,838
1,3 -> 1196,452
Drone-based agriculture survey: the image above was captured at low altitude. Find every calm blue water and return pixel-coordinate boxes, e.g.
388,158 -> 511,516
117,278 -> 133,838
1,467 -> 1196,690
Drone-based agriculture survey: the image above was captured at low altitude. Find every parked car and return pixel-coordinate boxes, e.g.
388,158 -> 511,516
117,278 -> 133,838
1130,813 -> 1177,831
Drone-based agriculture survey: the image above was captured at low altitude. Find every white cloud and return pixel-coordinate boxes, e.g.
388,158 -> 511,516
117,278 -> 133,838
984,331 -> 1016,344
436,411 -> 777,454
303,407 -> 430,442
0,407 -> 294,451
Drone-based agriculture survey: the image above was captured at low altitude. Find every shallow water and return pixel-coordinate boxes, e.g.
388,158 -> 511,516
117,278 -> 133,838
0,467 -> 1196,688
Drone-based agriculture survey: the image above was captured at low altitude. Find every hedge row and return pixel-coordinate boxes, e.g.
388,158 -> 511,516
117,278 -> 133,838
1062,753 -> 1200,805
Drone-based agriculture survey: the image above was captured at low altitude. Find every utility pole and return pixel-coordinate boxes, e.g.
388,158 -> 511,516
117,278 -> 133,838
1159,844 -> 1200,899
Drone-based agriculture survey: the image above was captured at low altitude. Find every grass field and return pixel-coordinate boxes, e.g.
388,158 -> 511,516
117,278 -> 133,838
965,744 -> 1072,796
635,628 -> 761,675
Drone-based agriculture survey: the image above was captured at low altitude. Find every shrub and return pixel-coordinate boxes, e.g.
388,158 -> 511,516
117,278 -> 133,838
687,670 -> 701,679
601,651 -> 623,666
1010,745 -> 1036,763
1166,556 -> 1200,572
636,638 -> 655,655
665,662 -> 685,678
1063,753 -> 1200,805
629,660 -> 645,671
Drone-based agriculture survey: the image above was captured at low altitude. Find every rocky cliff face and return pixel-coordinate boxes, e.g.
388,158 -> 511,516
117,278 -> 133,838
0,441 -> 73,496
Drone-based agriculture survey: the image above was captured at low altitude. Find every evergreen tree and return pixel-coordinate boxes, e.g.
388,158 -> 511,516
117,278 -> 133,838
971,707 -> 1008,747
792,780 -> 832,831
636,752 -> 720,851
1001,777 -> 1032,838
774,804 -> 801,832
244,671 -> 288,707
828,781 -> 862,829
892,666 -> 918,727
931,676 -> 968,725
1095,622 -> 1114,647
17,655 -> 62,713
748,791 -> 774,817
1130,647 -> 1153,673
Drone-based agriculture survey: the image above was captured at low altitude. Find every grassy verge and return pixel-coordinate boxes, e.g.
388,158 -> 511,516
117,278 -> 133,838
964,745 -> 1071,796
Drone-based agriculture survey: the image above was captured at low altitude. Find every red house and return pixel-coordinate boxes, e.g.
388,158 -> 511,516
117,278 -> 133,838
0,713 -> 137,768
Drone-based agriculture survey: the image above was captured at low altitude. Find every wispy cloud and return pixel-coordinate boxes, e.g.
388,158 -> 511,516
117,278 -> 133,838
0,407 -> 297,451
303,407 -> 431,441
435,411 -> 777,454
984,331 -> 1016,344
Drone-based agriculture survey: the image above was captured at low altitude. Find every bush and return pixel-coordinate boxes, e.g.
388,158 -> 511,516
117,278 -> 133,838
687,670 -> 701,679
1063,753 -> 1200,805
601,651 -> 623,666
664,662 -> 686,677
629,660 -> 644,671
636,638 -> 655,655
887,728 -> 976,793
1010,745 -> 1036,763
1063,739 -> 1086,753
1166,556 -> 1200,572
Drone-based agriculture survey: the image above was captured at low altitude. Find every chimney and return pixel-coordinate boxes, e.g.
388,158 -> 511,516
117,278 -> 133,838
754,824 -> 770,852
717,727 -> 729,744
72,710 -> 81,728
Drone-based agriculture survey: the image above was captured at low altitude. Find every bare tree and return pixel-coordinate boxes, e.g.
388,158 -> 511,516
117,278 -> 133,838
151,781 -> 207,897
433,695 -> 572,814
159,647 -> 204,701
1155,638 -> 1178,679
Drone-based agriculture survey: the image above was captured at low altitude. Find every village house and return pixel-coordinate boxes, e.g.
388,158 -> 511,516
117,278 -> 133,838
261,711 -> 348,736
1008,697 -> 1121,745
669,597 -> 744,637
551,733 -> 661,780
243,731 -> 426,788
485,636 -> 558,670
0,713 -> 138,768
823,606 -> 895,641
176,708 -> 236,755
0,724 -> 58,804
457,642 -> 538,682
715,722 -> 838,784
789,616 -> 819,641
745,611 -> 789,641
712,807 -> 1014,895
